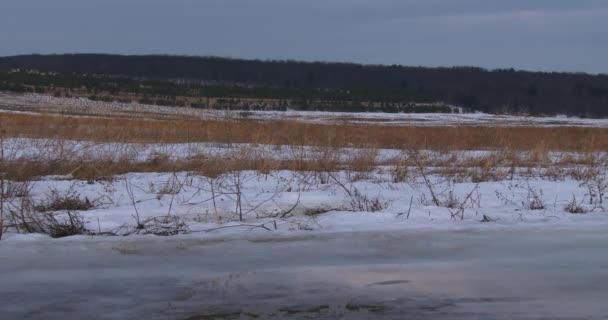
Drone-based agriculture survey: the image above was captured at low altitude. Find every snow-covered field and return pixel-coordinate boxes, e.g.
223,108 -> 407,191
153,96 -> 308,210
2,168 -> 607,243
2,91 -> 608,127
1,134 -> 607,241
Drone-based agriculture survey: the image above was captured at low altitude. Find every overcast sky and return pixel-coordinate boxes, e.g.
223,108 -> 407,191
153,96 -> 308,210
2,0 -> 607,73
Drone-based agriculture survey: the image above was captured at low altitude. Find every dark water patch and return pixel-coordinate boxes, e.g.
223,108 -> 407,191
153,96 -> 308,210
183,309 -> 266,320
368,279 -> 410,286
453,297 -> 529,304
345,303 -> 385,313
247,293 -> 287,301
279,304 -> 330,314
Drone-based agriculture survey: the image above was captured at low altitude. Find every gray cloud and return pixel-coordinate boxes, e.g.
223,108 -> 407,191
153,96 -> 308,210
1,0 -> 607,73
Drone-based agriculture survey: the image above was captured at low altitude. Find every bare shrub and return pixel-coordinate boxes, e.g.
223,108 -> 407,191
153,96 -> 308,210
571,152 -> 607,211
34,189 -> 97,212
302,206 -> 336,217
133,216 -> 188,236
111,215 -> 189,237
582,171 -> 607,211
406,149 -> 442,206
445,184 -> 481,220
480,214 -> 498,223
565,195 -> 588,214
496,181 -> 545,211
43,211 -> 89,238
443,191 -> 461,209
120,178 -> 190,236
7,198 -> 90,238
525,187 -> 546,210
153,174 -> 183,197
389,165 -> 409,183
348,188 -> 390,213
4,181 -> 33,198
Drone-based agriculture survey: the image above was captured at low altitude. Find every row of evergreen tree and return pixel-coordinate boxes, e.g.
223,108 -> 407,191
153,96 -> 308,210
1,54 -> 608,116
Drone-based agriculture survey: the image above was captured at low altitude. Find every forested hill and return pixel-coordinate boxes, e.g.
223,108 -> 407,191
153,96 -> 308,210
1,54 -> 608,116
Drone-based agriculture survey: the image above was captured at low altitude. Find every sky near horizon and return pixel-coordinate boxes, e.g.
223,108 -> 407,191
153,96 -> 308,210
1,0 -> 607,73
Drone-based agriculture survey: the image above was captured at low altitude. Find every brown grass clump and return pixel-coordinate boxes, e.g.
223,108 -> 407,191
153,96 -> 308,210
1,156 -> 355,181
1,112 -> 608,151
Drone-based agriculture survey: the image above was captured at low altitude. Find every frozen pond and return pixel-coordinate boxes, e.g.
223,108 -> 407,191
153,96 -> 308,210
1,226 -> 608,319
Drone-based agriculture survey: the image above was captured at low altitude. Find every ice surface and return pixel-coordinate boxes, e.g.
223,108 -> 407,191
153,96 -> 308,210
1,227 -> 607,319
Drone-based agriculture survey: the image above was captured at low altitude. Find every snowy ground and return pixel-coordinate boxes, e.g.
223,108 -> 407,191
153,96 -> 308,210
2,92 -> 608,127
1,138 -> 607,240
2,168 -> 607,242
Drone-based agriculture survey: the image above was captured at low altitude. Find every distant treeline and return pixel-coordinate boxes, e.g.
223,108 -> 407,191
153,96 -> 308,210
1,54 -> 608,116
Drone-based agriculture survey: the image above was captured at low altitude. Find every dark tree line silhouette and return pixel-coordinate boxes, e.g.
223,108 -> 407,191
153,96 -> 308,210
1,54 -> 607,116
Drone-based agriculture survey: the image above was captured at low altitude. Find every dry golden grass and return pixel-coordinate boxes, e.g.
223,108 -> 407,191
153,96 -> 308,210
1,112 -> 607,181
2,112 -> 608,151
1,156 -> 347,181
